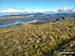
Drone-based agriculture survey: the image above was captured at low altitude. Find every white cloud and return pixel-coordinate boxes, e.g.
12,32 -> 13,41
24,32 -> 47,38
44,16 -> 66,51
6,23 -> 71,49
1,9 -> 47,13
59,7 -> 68,11
23,10 -> 48,13
51,10 -> 58,12
1,8 -> 58,14
2,8 -> 21,13
1,7 -> 75,14
24,10 -> 39,13
72,8 -> 75,12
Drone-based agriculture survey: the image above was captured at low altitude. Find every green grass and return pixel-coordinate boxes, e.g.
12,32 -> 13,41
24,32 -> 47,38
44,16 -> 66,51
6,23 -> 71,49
0,20 -> 75,56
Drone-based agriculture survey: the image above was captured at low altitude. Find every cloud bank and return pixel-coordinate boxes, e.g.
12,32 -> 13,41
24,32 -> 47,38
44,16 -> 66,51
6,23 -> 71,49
59,7 -> 68,11
2,8 -> 21,13
1,7 -> 75,14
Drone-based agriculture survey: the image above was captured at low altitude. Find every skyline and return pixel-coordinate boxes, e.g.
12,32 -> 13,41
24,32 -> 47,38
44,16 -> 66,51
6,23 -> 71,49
0,7 -> 75,14
0,0 -> 75,13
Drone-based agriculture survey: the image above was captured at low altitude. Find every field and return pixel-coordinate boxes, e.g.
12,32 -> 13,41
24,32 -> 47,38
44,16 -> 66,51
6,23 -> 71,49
0,20 -> 75,56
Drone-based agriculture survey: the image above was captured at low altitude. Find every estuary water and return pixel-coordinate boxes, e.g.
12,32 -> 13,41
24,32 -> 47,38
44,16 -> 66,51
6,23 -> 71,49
0,20 -> 38,27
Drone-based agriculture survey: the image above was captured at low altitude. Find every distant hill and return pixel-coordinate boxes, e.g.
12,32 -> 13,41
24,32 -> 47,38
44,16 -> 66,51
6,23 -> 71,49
30,17 -> 75,24
0,12 -> 75,25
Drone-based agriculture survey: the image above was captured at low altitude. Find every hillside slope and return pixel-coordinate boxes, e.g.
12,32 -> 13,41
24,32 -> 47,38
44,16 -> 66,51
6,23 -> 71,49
0,20 -> 75,56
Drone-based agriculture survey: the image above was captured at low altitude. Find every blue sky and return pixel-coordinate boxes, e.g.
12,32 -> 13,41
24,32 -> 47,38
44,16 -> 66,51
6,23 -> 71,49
0,0 -> 75,12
